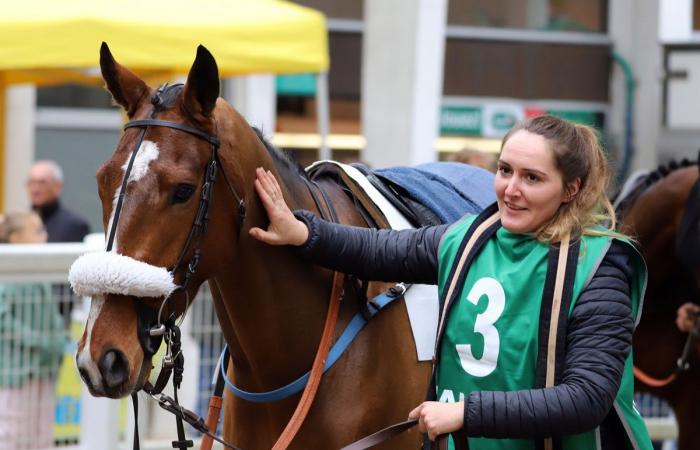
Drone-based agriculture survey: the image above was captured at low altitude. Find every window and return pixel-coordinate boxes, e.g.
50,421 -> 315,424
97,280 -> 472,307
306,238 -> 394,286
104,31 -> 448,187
449,0 -> 607,33
37,84 -> 114,109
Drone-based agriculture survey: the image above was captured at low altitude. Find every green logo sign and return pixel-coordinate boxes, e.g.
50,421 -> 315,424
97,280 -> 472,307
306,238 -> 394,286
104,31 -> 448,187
440,106 -> 481,136
491,112 -> 517,131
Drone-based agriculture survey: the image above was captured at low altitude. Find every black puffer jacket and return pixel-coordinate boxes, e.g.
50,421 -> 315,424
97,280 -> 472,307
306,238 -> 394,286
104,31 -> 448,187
294,210 -> 638,445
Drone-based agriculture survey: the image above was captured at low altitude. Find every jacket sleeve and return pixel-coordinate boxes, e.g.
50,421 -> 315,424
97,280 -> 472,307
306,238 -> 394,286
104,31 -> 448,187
292,210 -> 450,284
462,240 -> 636,439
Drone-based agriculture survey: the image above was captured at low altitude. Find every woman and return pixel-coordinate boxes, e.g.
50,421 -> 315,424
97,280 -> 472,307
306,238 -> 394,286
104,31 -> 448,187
250,115 -> 652,449
0,212 -> 67,450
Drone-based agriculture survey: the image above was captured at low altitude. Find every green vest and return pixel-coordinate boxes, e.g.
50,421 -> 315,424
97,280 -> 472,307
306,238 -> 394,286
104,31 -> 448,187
436,214 -> 652,450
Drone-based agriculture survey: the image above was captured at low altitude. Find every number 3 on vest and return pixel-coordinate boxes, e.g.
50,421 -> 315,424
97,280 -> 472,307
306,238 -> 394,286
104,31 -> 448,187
456,277 -> 505,377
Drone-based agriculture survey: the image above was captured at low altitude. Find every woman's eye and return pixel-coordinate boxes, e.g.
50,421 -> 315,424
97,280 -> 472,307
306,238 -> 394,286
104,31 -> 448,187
171,184 -> 196,204
525,174 -> 540,183
498,166 -> 511,175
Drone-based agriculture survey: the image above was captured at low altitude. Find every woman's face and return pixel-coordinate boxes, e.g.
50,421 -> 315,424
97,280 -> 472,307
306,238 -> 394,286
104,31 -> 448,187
495,130 -> 576,234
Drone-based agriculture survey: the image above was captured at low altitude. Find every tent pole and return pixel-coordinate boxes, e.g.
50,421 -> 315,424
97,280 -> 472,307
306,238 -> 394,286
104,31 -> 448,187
0,83 -> 5,213
315,72 -> 331,161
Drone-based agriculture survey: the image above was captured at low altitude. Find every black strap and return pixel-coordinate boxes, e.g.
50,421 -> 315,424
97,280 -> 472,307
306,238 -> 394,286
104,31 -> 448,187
125,119 -> 220,146
132,393 -> 141,450
107,126 -> 147,251
340,419 -> 418,450
171,387 -> 194,449
350,163 -> 423,227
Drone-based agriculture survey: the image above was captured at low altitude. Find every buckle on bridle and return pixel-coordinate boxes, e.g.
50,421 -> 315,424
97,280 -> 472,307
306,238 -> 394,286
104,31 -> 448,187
149,324 -> 166,336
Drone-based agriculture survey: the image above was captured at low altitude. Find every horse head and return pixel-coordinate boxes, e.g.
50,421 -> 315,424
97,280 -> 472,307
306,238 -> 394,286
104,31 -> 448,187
71,43 -> 252,398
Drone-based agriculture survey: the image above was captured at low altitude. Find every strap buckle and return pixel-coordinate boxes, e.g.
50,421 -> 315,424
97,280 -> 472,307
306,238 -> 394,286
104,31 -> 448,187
149,324 -> 167,336
388,282 -> 407,298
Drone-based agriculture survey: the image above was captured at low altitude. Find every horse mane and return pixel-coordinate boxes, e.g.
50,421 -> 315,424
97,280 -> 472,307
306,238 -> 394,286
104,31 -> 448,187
614,157 -> 696,218
251,127 -> 309,182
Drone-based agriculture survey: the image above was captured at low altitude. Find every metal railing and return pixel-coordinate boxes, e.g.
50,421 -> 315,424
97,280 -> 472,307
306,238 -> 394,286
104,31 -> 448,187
0,240 -> 678,449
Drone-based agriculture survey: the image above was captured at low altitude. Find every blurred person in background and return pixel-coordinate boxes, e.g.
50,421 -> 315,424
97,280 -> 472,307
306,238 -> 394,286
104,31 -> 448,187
27,160 -> 89,243
450,146 -> 497,172
0,212 -> 67,450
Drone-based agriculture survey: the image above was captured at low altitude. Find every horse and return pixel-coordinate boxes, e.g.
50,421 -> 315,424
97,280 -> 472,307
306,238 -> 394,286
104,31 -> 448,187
616,160 -> 700,450
70,43 -> 436,449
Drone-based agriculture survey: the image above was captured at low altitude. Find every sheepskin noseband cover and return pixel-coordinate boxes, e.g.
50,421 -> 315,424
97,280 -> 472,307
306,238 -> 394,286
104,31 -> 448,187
69,251 -> 177,298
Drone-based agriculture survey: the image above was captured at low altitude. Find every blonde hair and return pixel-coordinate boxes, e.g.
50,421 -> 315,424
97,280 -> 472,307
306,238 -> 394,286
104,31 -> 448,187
0,211 -> 41,243
500,115 -> 620,243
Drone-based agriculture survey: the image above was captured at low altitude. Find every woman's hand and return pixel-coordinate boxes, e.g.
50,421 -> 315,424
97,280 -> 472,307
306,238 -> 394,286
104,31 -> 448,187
408,401 -> 464,441
249,167 -> 309,246
676,302 -> 700,332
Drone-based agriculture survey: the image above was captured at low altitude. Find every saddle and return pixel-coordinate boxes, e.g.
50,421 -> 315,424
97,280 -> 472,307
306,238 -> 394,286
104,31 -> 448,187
306,160 -> 443,363
306,161 -> 441,229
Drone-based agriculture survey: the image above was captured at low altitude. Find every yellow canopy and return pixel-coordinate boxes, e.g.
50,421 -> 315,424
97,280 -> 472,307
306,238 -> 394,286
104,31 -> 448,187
0,0 -> 328,83
0,0 -> 329,211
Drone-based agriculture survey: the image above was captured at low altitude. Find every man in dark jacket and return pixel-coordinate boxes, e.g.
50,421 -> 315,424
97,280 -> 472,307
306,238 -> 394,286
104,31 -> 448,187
27,160 -> 89,243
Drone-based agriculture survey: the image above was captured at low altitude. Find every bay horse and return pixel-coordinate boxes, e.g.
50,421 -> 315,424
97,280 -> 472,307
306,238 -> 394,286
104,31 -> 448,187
71,43 -> 432,449
616,161 -> 700,450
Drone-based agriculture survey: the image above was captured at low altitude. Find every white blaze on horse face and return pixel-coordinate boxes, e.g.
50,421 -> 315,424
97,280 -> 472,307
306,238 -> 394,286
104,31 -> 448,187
123,140 -> 159,183
77,295 -> 106,388
105,140 -> 160,252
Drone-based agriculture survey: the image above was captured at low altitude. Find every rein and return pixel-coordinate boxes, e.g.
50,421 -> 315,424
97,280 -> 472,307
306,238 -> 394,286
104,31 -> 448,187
633,311 -> 700,388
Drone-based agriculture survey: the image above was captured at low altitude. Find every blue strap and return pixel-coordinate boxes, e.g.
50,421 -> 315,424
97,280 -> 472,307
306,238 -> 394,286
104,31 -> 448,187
219,289 -> 400,403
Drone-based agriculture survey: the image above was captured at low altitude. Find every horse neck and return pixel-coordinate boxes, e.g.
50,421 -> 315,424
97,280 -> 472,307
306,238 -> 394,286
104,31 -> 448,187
212,126 -> 344,389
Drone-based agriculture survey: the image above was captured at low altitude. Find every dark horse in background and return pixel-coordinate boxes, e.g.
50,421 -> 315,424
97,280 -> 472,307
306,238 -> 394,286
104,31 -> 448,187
616,160 -> 700,450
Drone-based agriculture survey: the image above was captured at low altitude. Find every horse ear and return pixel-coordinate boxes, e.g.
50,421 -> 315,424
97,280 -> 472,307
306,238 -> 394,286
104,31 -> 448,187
100,42 -> 148,118
182,45 -> 220,119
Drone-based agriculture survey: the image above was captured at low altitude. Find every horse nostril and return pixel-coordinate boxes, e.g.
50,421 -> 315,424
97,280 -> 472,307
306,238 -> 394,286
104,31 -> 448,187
78,367 -> 90,385
98,349 -> 130,389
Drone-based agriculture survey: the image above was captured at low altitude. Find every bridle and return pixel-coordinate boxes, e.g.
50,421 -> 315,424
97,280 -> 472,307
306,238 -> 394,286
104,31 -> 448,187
109,84 -> 350,450
107,83 -> 246,450
108,84 -> 246,356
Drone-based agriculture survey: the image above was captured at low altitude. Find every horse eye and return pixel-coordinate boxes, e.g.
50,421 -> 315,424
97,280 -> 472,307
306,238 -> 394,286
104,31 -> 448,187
171,184 -> 196,204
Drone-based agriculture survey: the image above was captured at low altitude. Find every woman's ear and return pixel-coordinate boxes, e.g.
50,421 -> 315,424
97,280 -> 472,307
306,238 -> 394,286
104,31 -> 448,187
564,178 -> 581,203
